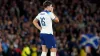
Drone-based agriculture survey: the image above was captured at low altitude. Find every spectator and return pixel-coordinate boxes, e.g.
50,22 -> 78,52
21,43 -> 31,56
0,0 -> 99,56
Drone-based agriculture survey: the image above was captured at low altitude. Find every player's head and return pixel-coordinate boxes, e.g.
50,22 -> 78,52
43,1 -> 53,11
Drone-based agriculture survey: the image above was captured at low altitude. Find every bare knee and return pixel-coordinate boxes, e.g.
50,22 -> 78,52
42,45 -> 48,52
50,48 -> 57,52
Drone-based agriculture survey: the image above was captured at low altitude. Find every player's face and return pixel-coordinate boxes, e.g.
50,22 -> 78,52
48,4 -> 53,12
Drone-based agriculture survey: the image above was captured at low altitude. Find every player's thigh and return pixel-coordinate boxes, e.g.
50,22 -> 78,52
40,34 -> 48,52
42,45 -> 48,52
49,35 -> 57,52
45,34 -> 57,49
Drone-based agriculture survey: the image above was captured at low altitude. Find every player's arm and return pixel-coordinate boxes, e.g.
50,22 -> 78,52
33,18 -> 41,31
50,7 -> 59,23
52,13 -> 59,23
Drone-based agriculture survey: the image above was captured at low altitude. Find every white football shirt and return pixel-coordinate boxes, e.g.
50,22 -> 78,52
35,10 -> 55,34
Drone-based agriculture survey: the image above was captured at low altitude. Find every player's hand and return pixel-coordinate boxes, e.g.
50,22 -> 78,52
51,7 -> 54,12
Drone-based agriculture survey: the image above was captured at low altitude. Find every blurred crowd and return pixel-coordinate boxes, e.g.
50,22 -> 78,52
0,0 -> 100,56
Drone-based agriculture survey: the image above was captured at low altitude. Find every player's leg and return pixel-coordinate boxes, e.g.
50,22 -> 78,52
50,48 -> 57,56
44,34 -> 57,56
50,35 -> 57,56
41,45 -> 48,56
40,34 -> 48,56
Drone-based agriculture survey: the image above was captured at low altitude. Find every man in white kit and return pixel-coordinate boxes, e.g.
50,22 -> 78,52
33,1 -> 59,56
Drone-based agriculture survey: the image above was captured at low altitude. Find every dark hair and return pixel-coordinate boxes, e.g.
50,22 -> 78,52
43,1 -> 52,8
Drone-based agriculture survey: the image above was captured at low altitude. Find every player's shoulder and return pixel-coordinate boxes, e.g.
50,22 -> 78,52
40,10 -> 52,15
36,10 -> 53,17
